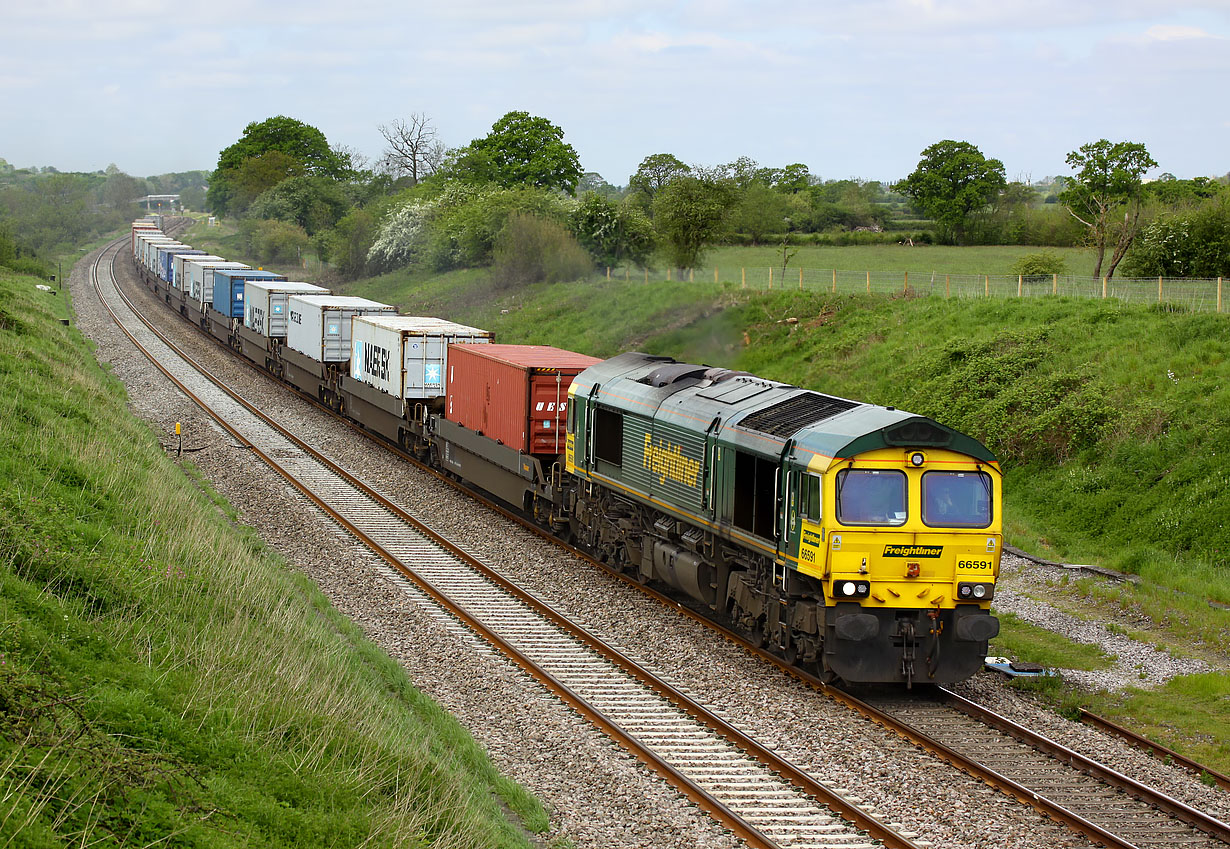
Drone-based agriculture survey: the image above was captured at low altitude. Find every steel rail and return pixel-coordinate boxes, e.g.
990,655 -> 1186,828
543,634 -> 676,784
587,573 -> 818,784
1077,710 -> 1230,793
99,239 -> 922,849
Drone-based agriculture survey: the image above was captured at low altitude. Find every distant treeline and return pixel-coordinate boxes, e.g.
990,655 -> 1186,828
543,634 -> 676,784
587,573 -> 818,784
0,158 -> 207,275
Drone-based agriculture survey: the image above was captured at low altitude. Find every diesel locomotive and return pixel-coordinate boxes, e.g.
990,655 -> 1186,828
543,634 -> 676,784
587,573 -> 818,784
130,219 -> 1001,686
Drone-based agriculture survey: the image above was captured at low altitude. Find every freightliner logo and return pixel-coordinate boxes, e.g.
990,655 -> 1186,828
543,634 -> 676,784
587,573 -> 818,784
883,544 -> 943,558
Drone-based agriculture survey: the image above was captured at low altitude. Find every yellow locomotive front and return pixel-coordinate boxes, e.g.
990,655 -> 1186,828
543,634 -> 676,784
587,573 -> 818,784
792,445 -> 1002,685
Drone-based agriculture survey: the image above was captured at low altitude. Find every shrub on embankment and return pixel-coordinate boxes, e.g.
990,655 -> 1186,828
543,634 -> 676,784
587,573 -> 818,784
0,265 -> 543,846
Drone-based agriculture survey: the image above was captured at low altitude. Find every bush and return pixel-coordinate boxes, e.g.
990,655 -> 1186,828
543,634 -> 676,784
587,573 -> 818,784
1010,251 -> 1069,278
1122,203 -> 1230,278
238,218 -> 310,264
569,193 -> 654,267
492,213 -> 593,288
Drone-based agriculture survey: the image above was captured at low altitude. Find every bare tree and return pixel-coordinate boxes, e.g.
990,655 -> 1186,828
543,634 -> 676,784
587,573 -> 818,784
378,113 -> 441,185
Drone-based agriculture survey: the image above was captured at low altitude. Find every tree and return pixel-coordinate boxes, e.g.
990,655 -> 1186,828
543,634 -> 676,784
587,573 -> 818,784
378,113 -> 443,186
776,163 -> 812,194
1122,203 -> 1230,278
248,175 -> 351,235
208,116 -> 349,214
895,140 -> 1006,244
1060,139 -> 1157,279
651,175 -> 735,269
569,193 -> 654,267
730,182 -> 788,244
453,111 -> 582,194
628,153 -> 690,203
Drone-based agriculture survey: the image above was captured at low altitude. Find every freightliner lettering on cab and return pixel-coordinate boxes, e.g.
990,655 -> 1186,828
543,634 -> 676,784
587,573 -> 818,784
642,434 -> 701,487
882,544 -> 944,558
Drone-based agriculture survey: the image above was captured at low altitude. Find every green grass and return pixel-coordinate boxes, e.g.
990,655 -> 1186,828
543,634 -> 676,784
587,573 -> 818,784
0,262 -> 546,847
702,244 -> 1096,277
1072,673 -> 1230,776
989,612 -> 1115,671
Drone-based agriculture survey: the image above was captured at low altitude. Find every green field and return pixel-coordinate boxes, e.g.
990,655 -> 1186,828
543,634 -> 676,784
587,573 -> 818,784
702,244 -> 1096,277
0,263 -> 546,846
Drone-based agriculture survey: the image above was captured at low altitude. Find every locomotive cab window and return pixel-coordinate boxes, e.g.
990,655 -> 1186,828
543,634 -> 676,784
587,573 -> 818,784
836,469 -> 906,526
592,406 -> 624,466
922,471 -> 992,528
800,473 -> 822,522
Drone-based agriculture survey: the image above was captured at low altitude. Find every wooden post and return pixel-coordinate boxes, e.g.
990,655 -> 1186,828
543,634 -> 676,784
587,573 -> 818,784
768,267 -> 773,289
606,267 -> 610,280
645,268 -> 648,284
945,274 -> 950,298
832,268 -> 836,294
714,268 -> 718,284
904,271 -> 909,294
689,268 -> 694,282
741,268 -> 746,289
984,275 -> 988,298
799,267 -> 803,290
1158,276 -> 1163,303
1102,276 -> 1107,298
866,270 -> 870,294
1018,274 -> 1022,297
1053,273 -> 1057,296
1219,277 -> 1223,313
667,268 -> 672,281
625,267 -> 629,280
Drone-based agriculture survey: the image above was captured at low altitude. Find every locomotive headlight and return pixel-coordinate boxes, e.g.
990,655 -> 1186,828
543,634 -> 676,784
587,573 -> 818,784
910,452 -> 926,467
957,582 -> 994,602
836,580 -> 870,599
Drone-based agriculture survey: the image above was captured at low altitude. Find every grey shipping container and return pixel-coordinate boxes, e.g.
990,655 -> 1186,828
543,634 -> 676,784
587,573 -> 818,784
285,295 -> 396,363
244,280 -> 330,339
350,314 -> 492,400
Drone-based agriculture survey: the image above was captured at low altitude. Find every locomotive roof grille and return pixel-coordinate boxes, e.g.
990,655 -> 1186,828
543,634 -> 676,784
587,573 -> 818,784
738,392 -> 860,437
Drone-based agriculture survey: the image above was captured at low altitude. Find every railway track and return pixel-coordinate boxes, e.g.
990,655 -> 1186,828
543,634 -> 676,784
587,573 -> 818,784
105,225 -> 1230,849
93,237 -> 924,849
854,687 -> 1230,849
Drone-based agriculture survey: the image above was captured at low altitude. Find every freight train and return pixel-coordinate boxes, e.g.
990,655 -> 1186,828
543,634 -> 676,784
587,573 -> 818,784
130,218 -> 1002,686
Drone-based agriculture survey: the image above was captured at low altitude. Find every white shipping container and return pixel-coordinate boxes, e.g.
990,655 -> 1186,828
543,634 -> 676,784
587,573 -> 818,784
133,230 -> 166,259
146,241 -> 187,275
286,295 -> 396,364
174,254 -> 223,290
185,260 -> 250,306
137,235 -> 172,265
244,280 -> 329,338
350,315 -> 492,400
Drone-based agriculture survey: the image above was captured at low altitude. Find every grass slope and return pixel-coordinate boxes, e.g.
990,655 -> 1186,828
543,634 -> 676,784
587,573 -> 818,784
0,264 -> 545,847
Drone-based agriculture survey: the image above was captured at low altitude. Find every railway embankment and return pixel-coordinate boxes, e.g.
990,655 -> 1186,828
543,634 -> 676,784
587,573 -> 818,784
0,260 -> 546,846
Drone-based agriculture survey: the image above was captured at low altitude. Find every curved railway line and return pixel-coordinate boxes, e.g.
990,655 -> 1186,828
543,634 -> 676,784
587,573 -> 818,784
96,225 -> 1230,849
92,236 -> 922,849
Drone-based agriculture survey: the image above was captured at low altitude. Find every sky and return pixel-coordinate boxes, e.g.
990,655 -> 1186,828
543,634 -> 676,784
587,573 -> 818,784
3,1 -> 1228,185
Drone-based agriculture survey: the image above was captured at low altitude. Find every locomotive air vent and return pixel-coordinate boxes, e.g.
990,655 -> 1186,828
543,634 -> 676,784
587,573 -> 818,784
738,392 -> 859,438
640,362 -> 711,387
883,419 -> 951,447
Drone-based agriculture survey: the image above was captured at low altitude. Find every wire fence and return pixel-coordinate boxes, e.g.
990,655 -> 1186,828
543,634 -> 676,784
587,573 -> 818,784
604,266 -> 1227,314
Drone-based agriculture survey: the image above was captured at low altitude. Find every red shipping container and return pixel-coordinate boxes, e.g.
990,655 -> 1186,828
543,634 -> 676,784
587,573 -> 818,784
446,344 -> 602,455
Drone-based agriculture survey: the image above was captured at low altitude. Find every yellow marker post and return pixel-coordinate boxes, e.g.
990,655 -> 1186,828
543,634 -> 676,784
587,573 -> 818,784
175,422 -> 182,457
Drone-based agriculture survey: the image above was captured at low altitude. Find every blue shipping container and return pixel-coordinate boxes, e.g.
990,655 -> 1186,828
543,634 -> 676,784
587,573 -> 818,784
160,248 -> 206,283
211,269 -> 288,318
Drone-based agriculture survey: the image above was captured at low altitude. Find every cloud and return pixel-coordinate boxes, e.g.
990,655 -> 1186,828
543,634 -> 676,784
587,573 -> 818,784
1144,24 -> 1218,40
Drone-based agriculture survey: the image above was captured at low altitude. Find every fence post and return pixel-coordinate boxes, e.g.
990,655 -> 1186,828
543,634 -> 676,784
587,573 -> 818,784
667,268 -> 672,281
1102,276 -> 1107,298
606,267 -> 610,280
742,268 -> 746,289
904,271 -> 909,294
1053,273 -> 1057,296
645,268 -> 648,284
1219,277 -> 1223,313
768,267 -> 773,289
1018,274 -> 1022,297
714,267 -> 718,284
1158,276 -> 1162,303
866,270 -> 870,294
689,268 -> 694,282
799,267 -> 803,290
625,267 -> 629,280
984,275 -> 988,298
832,268 -> 836,294
946,274 -> 950,298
